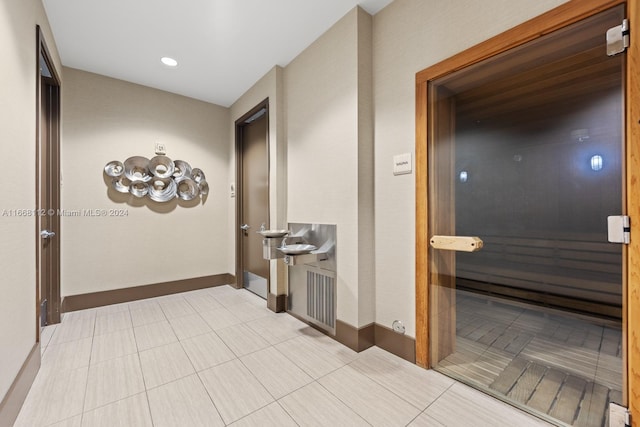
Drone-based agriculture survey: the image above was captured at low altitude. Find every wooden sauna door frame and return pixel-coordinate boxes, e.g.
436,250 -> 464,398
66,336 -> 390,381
414,0 -> 639,418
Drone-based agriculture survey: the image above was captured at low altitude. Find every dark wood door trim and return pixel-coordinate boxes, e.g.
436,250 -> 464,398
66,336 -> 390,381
415,0 -> 625,84
36,26 -> 62,332
415,0 -> 635,412
234,99 -> 270,291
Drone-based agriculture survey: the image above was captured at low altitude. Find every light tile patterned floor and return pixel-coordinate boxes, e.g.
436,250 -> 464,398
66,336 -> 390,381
438,291 -> 623,426
16,285 -> 553,427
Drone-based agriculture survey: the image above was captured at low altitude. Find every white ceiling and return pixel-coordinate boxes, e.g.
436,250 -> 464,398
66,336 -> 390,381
42,0 -> 393,107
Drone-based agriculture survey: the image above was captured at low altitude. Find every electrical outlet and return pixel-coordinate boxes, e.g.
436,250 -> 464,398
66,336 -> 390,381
392,320 -> 405,334
155,142 -> 166,155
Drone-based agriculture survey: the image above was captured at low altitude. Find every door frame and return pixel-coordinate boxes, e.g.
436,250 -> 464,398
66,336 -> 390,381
35,26 -> 62,332
415,0 -> 639,417
234,99 -> 270,290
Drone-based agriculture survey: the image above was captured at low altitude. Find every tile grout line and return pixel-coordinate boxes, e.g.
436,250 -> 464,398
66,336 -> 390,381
398,380 -> 459,427
343,353 -> 428,413
236,343 -> 280,401
314,378 -> 375,426
274,399 -> 302,427
194,365 -> 229,425
165,288 -> 271,424
128,302 -> 157,427
81,306 -> 153,422
79,307 -> 98,424
196,289 -> 306,425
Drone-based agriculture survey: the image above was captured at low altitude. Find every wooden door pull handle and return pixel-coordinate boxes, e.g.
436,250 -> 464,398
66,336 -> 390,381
429,236 -> 483,252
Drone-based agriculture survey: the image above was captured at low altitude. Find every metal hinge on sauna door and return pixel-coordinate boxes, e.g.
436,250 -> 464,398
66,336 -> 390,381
607,19 -> 630,56
609,402 -> 631,427
607,215 -> 630,244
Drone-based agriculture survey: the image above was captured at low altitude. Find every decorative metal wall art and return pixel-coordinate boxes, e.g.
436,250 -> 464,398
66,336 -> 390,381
104,156 -> 208,202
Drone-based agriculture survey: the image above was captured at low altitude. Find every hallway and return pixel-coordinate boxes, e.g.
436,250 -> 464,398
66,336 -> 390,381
16,286 -> 551,426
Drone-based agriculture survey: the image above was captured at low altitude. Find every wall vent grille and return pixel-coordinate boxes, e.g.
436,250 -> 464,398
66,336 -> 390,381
306,270 -> 335,328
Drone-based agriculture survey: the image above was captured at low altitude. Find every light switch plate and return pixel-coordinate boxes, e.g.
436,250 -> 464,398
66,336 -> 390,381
393,153 -> 412,175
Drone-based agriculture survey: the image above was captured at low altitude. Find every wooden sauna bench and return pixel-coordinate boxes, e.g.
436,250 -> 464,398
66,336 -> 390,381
455,234 -> 623,319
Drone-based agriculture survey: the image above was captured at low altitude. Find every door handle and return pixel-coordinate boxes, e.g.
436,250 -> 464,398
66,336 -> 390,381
430,236 -> 483,252
240,224 -> 251,231
40,230 -> 56,239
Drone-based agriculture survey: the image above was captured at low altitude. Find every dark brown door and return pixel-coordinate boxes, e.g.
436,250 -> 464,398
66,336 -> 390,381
37,27 -> 61,327
237,104 -> 269,299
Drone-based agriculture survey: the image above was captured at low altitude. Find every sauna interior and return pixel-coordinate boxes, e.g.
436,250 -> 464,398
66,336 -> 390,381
427,6 -> 624,427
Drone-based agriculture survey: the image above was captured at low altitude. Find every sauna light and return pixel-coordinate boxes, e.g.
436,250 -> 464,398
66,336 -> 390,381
459,171 -> 468,183
590,155 -> 603,171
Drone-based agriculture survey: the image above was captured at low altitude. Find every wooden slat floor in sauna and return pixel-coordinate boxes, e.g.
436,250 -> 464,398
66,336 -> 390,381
436,291 -> 623,427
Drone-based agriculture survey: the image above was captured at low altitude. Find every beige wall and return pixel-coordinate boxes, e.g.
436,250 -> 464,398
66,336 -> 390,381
372,0 -> 569,337
61,68 -> 230,296
285,7 -> 375,328
356,7 -> 375,327
0,0 -> 62,403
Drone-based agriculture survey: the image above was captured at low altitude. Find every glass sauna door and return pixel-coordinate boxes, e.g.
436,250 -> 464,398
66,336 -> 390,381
428,7 -> 625,427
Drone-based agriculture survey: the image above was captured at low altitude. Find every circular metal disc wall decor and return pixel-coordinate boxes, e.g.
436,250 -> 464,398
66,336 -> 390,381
148,177 -> 177,202
105,155 -> 208,205
112,176 -> 132,193
149,156 -> 175,179
130,181 -> 149,198
124,156 -> 152,182
175,176 -> 199,201
191,168 -> 205,183
198,180 -> 209,196
172,160 -> 192,179
104,160 -> 124,177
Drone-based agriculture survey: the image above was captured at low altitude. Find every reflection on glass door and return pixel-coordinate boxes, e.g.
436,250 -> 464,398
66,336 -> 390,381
428,7 -> 625,426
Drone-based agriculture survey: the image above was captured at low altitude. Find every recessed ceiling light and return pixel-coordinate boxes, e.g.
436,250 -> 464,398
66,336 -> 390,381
161,57 -> 178,67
